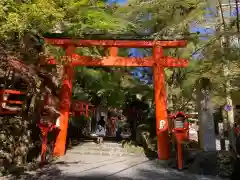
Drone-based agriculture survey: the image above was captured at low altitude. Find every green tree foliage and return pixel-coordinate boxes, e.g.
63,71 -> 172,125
116,0 -> 240,111
73,65 -> 152,108
0,0 -> 136,106
0,0 -> 130,39
117,0 -> 206,37
115,0 -> 208,111
0,0 -> 136,173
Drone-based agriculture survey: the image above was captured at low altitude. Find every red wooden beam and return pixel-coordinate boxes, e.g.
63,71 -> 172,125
160,56 -> 188,67
70,54 -> 188,67
0,89 -> 24,95
2,100 -> 23,104
0,111 -> 20,115
71,54 -> 154,67
44,38 -> 187,48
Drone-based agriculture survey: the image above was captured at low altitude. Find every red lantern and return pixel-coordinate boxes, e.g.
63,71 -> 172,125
171,112 -> 189,170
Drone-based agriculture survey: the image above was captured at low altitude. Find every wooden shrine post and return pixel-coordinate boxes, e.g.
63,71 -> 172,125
153,46 -> 189,159
53,46 -> 75,156
44,34 -> 188,160
153,47 -> 169,159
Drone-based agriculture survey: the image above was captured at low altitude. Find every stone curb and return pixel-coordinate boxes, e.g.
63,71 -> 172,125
68,151 -> 145,157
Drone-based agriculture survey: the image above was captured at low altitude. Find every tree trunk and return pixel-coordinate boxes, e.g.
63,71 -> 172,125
196,78 -> 216,151
223,64 -> 236,151
217,0 -> 236,152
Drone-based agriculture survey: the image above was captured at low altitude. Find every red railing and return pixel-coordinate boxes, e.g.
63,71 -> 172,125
0,89 -> 25,115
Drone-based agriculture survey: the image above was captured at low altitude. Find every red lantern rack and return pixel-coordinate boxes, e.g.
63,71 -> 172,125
0,89 -> 24,115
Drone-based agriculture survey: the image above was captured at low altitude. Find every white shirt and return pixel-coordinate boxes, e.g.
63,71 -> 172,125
56,116 -> 60,127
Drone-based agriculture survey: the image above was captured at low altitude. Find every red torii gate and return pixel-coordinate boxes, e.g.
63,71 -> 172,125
44,34 -> 188,160
71,100 -> 95,117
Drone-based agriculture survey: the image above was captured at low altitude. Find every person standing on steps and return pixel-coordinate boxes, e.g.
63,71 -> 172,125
96,116 -> 106,144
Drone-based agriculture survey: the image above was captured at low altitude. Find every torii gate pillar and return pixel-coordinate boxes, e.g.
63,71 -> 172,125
53,46 -> 75,156
153,47 -> 169,159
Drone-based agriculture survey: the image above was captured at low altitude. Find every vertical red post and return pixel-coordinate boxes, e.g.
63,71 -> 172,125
86,104 -> 89,118
109,47 -> 118,56
153,46 -> 170,160
40,129 -> 48,164
54,46 -> 75,156
177,142 -> 183,169
80,102 -> 84,114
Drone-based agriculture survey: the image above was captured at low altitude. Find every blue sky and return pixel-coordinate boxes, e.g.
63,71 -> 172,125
107,0 -> 153,84
108,0 -> 127,5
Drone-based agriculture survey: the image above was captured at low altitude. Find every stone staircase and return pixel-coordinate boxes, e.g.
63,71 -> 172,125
67,140 -> 145,157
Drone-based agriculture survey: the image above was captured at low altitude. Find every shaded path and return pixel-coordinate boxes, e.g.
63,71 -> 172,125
1,145 -> 226,180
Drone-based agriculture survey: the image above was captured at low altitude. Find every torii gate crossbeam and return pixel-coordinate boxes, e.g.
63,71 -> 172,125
44,35 -> 188,160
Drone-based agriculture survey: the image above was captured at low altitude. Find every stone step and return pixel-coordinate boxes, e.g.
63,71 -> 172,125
71,147 -> 125,153
75,146 -> 123,152
70,145 -> 126,154
67,141 -> 145,157
77,142 -> 123,148
68,150 -> 140,157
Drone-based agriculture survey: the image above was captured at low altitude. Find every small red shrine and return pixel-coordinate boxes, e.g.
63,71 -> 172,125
44,33 -> 189,160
